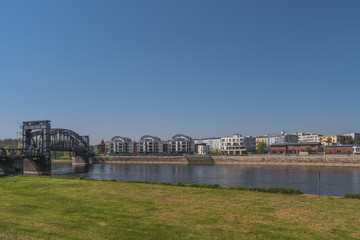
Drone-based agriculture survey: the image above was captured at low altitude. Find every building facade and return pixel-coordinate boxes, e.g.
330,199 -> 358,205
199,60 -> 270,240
270,143 -> 321,155
324,145 -> 355,155
195,143 -> 210,155
110,136 -> 133,154
194,138 -> 221,152
137,135 -> 163,154
255,136 -> 268,147
170,134 -> 194,154
267,132 -> 298,146
220,134 -> 255,155
297,133 -> 322,143
318,135 -> 349,145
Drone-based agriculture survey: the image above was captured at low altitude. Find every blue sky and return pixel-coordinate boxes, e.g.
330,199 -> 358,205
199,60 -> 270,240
0,0 -> 359,144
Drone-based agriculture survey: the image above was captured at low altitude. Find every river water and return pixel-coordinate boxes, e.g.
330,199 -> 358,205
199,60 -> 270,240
52,162 -> 360,196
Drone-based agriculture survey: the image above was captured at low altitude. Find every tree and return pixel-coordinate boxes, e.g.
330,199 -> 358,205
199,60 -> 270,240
305,147 -> 312,154
354,139 -> 360,146
257,142 -> 267,154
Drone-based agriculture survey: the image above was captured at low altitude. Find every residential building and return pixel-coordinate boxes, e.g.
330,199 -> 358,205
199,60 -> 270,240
354,146 -> 360,154
194,137 -> 221,152
255,136 -> 268,147
324,145 -> 356,155
170,134 -> 194,154
318,135 -> 349,145
270,142 -> 321,155
195,143 -> 210,155
267,131 -> 298,146
110,136 -> 133,154
99,139 -> 110,153
297,133 -> 322,143
137,135 -> 163,154
220,134 -> 255,155
343,133 -> 360,141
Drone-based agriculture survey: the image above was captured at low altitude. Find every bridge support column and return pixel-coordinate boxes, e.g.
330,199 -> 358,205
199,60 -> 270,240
72,155 -> 89,165
23,158 -> 51,175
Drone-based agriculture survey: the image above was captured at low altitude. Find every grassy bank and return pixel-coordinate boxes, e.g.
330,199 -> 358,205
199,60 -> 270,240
0,176 -> 359,239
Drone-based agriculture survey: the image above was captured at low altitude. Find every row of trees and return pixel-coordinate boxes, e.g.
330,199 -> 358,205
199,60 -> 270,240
0,139 -> 21,149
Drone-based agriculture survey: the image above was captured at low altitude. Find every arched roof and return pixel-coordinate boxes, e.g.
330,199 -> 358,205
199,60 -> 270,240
111,136 -> 132,142
172,134 -> 192,141
140,135 -> 161,142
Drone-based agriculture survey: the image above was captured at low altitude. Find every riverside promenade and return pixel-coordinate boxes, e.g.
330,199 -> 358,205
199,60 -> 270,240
96,155 -> 360,167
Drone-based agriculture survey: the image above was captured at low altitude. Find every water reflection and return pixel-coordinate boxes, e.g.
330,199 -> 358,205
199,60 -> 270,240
51,163 -> 360,196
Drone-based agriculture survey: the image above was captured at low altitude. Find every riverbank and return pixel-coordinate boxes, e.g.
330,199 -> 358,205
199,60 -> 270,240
0,176 -> 359,239
98,155 -> 360,167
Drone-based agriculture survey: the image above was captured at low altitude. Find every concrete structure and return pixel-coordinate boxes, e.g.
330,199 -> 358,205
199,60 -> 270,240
297,133 -> 322,143
220,134 -> 255,155
267,131 -> 298,146
270,142 -> 321,155
324,145 -> 355,155
170,134 -> 194,154
138,135 -> 163,154
110,136 -> 133,154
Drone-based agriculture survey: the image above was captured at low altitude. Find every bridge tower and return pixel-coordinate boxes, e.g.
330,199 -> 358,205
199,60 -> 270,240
22,120 -> 52,175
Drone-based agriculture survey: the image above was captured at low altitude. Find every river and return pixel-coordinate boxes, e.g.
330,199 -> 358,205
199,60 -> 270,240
52,162 -> 360,196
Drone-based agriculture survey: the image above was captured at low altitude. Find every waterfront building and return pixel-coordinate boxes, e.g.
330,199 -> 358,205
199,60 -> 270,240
343,133 -> 360,141
110,136 -> 133,154
267,132 -> 298,146
220,134 -> 255,155
354,146 -> 360,154
270,142 -> 321,155
170,134 -> 194,154
138,135 -> 163,154
194,137 -> 221,152
324,145 -> 356,155
297,133 -> 322,143
195,143 -> 210,155
318,135 -> 349,145
255,136 -> 268,147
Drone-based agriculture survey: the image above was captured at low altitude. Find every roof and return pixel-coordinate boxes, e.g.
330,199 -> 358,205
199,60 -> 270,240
324,145 -> 357,147
271,142 -> 320,147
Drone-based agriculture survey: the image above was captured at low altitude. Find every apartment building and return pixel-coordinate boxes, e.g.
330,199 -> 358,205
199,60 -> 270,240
170,134 -> 194,154
194,137 -> 221,152
220,134 -> 256,155
137,135 -> 163,154
267,132 -> 298,146
318,135 -> 349,145
110,136 -> 133,154
255,136 -> 268,147
298,133 -> 322,143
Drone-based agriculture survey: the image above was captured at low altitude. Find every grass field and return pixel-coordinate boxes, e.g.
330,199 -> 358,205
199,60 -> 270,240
0,176 -> 359,240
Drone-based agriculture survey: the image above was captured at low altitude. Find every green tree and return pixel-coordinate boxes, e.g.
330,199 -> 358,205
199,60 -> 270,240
257,142 -> 267,154
354,139 -> 360,146
305,147 -> 312,154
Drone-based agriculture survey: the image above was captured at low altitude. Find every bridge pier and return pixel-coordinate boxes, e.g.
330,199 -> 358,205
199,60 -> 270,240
23,158 -> 51,175
72,155 -> 89,165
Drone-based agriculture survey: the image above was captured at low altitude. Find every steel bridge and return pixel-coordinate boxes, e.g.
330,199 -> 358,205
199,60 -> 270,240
0,120 -> 92,175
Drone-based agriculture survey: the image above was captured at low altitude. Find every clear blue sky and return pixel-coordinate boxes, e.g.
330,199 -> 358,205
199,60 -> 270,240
1,0 -> 359,144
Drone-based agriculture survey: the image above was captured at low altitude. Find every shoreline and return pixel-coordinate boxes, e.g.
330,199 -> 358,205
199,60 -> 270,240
95,155 -> 360,167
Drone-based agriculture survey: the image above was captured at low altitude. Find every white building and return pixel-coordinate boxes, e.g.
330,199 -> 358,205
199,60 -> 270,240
138,135 -> 163,154
354,146 -> 360,154
344,133 -> 360,141
110,136 -> 133,154
194,137 -> 221,152
170,134 -> 194,154
268,131 -> 298,146
197,144 -> 210,155
298,133 -> 322,143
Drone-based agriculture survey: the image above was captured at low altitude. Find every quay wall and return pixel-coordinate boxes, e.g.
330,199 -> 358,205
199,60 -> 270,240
99,155 -> 360,167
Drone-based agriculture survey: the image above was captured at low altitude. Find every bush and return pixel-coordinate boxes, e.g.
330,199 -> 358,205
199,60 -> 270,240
344,193 -> 360,199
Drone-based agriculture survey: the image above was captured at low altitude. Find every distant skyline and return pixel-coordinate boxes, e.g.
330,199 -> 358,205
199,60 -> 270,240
1,0 -> 360,144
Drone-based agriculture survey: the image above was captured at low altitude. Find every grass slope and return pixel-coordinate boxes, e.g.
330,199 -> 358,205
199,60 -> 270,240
0,176 -> 359,240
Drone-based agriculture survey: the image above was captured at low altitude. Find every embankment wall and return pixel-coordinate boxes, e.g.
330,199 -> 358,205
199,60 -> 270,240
98,155 -> 360,167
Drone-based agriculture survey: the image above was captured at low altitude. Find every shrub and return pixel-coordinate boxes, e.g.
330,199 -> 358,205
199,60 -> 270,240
344,193 -> 360,199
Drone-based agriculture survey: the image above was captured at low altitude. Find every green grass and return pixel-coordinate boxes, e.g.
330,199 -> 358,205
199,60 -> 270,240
0,176 -> 360,239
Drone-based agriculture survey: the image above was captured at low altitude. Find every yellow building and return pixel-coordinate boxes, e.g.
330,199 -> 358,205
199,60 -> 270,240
319,135 -> 347,145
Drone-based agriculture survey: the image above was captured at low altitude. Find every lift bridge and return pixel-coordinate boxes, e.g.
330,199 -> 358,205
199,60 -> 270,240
0,120 -> 92,175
